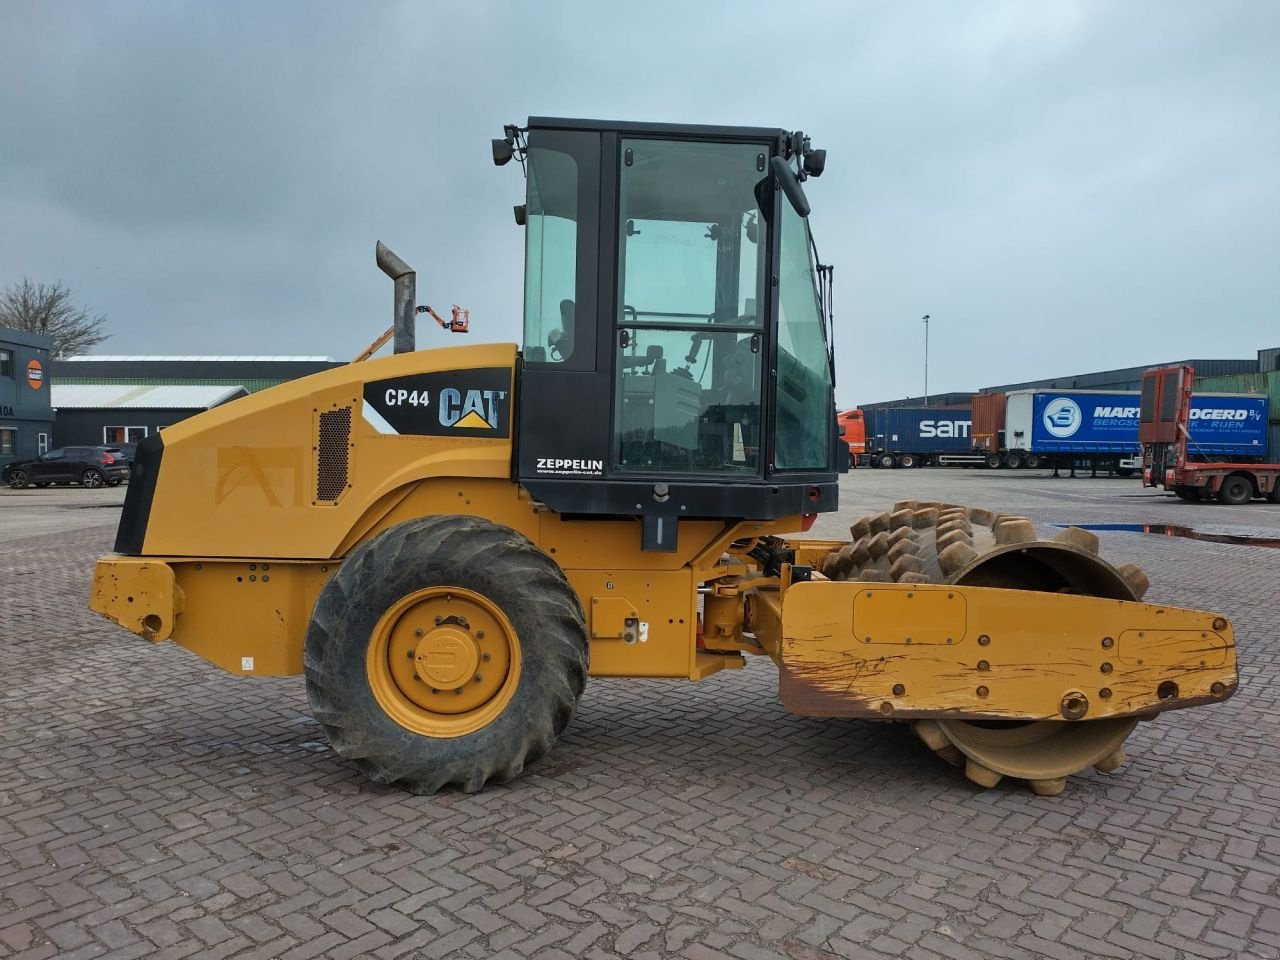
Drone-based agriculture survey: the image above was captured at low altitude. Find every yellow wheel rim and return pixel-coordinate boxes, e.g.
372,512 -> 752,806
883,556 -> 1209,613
366,586 -> 521,738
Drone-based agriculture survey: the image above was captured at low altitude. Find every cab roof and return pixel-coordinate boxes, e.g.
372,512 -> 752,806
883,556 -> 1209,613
527,116 -> 787,142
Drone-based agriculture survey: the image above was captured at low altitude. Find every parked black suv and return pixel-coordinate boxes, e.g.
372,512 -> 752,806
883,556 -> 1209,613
3,446 -> 131,489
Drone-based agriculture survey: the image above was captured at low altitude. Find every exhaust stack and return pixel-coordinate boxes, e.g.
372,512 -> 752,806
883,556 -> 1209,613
375,241 -> 416,354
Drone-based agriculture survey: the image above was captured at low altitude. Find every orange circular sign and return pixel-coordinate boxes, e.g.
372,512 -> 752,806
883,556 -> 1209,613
26,359 -> 44,389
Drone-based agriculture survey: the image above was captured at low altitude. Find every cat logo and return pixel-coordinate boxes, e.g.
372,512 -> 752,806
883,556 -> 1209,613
362,367 -> 511,438
439,388 -> 507,430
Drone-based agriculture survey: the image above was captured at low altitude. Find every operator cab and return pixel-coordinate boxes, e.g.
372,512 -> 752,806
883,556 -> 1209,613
495,117 -> 838,547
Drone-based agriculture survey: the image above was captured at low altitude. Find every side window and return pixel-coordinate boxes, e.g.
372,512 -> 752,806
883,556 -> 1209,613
0,350 -> 12,378
773,200 -> 833,471
524,148 -> 579,364
0,429 -> 14,456
37,433 -> 49,455
44,448 -> 65,461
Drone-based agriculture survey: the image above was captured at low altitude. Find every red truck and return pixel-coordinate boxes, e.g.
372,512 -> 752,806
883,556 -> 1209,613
837,409 -> 865,468
1139,364 -> 1280,504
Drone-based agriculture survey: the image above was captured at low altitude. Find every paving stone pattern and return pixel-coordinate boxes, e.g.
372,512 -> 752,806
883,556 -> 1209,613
1,472 -> 1278,959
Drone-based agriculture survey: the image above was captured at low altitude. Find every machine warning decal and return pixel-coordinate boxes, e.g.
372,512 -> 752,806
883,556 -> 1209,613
362,367 -> 510,438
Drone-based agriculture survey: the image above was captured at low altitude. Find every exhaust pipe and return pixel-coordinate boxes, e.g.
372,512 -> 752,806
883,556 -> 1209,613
375,241 -> 415,354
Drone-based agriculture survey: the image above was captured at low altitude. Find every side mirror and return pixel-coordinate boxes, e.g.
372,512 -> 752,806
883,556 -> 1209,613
492,138 -> 514,166
770,156 -> 810,218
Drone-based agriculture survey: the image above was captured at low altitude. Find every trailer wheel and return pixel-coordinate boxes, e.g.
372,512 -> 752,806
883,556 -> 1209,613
1003,452 -> 1023,469
1024,454 -> 1041,469
899,453 -> 918,469
1217,475 -> 1253,505
985,454 -> 1002,469
304,515 -> 588,794
877,454 -> 895,469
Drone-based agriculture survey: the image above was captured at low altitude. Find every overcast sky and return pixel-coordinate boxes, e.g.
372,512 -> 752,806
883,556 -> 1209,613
2,1 -> 1277,405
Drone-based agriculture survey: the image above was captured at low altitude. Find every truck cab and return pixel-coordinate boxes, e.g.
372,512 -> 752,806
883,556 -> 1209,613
836,409 -> 865,467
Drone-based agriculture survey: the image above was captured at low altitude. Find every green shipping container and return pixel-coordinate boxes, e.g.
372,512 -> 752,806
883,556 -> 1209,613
1194,370 -> 1280,424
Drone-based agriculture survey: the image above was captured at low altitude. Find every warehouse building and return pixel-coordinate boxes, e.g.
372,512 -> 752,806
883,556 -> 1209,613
0,326 -> 54,466
45,355 -> 340,447
51,384 -> 249,447
858,348 -> 1276,409
978,353 -> 1266,396
49,355 -> 341,394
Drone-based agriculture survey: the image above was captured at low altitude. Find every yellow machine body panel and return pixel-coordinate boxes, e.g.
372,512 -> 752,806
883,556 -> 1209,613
772,581 -> 1238,721
92,498 -> 794,678
136,343 -> 519,559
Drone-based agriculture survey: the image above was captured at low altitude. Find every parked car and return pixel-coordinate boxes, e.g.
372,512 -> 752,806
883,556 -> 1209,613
3,446 -> 131,489
105,442 -> 138,465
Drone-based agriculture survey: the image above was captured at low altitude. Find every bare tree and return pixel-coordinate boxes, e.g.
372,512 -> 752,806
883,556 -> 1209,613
0,278 -> 110,357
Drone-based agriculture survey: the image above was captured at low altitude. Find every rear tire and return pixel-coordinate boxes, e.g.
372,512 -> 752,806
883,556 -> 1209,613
1024,454 -> 1041,469
899,453 -> 918,469
847,449 -> 856,469
877,454 -> 895,469
7,469 -> 29,489
304,515 -> 588,794
81,469 -> 104,488
1217,475 -> 1252,505
1003,452 -> 1023,470
985,454 -> 1002,469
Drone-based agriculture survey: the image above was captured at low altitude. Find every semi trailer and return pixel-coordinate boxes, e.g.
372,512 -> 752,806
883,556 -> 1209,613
968,389 -> 1265,474
1141,364 -> 1280,504
861,406 -> 990,468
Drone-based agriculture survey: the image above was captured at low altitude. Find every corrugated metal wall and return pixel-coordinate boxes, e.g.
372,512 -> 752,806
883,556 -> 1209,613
1259,347 -> 1280,373
1195,371 -> 1280,423
981,358 -> 1258,395
53,376 -> 286,394
859,392 -> 976,410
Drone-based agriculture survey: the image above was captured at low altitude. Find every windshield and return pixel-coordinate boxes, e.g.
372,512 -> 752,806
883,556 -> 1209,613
773,199 -> 833,470
613,138 -> 769,474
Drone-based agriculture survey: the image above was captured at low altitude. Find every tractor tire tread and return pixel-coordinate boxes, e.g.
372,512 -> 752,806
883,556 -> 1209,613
303,514 -> 588,795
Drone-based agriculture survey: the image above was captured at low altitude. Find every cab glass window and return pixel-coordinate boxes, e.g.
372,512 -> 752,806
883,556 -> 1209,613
773,199 -> 833,470
523,147 -> 579,364
613,139 -> 767,475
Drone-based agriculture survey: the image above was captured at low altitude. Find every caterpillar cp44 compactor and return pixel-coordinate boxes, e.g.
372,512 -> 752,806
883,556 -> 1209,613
90,117 -> 1238,796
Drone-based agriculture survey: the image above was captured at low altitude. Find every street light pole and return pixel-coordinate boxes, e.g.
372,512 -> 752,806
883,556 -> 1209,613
922,314 -> 930,405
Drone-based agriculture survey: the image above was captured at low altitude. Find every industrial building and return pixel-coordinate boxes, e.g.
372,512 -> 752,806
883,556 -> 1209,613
0,325 -> 54,466
45,355 -> 340,448
860,347 -> 1277,409
50,384 -> 249,447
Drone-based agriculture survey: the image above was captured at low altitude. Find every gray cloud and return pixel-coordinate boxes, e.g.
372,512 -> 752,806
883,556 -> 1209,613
1,0 -> 1276,405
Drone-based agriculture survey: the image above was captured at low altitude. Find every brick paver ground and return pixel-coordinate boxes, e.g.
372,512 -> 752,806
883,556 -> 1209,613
2,472 -> 1278,959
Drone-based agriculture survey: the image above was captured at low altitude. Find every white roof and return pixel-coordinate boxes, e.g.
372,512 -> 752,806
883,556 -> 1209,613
63,355 -> 333,362
51,383 -> 246,410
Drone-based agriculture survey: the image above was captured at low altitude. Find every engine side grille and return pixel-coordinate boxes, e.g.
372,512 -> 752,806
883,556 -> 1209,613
316,407 -> 352,503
